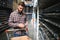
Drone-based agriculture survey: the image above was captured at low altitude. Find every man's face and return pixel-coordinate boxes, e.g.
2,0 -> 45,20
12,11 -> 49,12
17,5 -> 24,12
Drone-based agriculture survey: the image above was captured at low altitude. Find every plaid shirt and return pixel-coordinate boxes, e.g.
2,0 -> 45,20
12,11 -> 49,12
8,10 -> 27,27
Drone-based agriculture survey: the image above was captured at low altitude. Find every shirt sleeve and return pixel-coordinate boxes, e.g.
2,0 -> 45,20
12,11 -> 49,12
8,13 -> 19,27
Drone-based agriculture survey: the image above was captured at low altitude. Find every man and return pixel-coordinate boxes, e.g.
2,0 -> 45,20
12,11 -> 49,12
8,2 -> 28,36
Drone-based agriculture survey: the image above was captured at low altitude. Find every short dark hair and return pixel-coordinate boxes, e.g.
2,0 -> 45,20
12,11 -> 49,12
18,2 -> 25,7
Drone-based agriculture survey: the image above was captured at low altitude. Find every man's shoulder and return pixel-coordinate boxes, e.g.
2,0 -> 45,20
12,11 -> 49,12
10,10 -> 18,15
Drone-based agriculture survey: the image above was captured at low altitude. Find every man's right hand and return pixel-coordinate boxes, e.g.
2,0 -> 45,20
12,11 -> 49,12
18,23 -> 25,28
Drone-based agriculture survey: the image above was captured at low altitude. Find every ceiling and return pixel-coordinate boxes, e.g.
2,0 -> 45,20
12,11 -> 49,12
38,0 -> 60,9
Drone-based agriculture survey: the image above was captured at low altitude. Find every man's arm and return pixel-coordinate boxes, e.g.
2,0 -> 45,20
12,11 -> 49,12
25,21 -> 28,26
8,13 -> 19,27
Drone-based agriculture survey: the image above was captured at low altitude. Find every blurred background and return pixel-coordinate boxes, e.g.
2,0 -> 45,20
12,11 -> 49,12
0,0 -> 60,40
0,0 -> 37,40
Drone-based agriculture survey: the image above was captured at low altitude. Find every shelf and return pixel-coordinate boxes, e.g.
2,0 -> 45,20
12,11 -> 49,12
0,22 -> 8,29
43,13 -> 60,16
40,27 -> 50,40
39,21 -> 59,39
42,18 -> 60,28
40,21 -> 54,35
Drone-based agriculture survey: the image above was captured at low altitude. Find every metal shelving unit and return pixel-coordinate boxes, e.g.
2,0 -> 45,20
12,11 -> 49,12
0,0 -> 12,40
38,1 -> 60,40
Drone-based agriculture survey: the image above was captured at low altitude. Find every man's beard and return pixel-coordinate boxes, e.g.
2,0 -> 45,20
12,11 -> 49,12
18,9 -> 23,15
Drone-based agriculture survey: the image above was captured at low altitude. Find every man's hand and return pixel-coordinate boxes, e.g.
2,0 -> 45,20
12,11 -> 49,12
18,23 -> 25,28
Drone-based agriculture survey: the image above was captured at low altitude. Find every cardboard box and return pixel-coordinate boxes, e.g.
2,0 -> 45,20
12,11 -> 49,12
11,36 -> 32,40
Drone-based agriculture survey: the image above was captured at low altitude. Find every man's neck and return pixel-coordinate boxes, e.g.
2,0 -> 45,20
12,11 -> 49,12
19,11 -> 23,15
